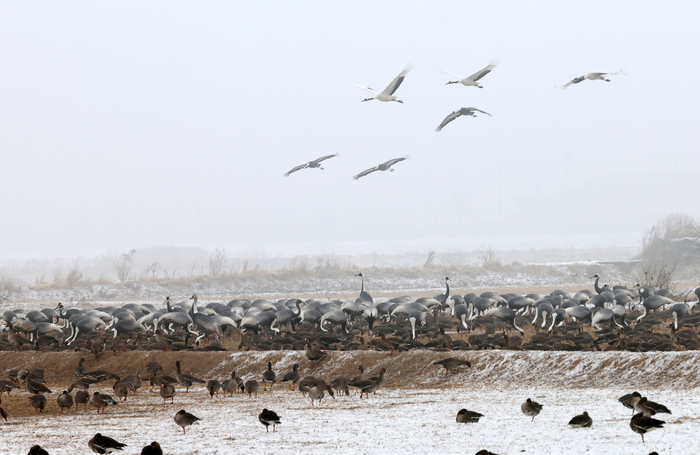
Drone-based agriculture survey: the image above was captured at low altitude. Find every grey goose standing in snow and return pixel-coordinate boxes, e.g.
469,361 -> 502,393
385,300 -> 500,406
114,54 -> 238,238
140,441 -> 163,455
57,390 -> 74,414
521,398 -> 543,422
630,412 -> 664,443
175,409 -> 201,434
262,361 -> 276,391
281,364 -> 300,390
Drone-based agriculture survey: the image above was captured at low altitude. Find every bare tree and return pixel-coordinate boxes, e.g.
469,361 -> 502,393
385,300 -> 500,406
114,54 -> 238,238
477,244 -> 498,265
0,276 -> 19,301
209,248 -> 228,277
113,249 -> 136,282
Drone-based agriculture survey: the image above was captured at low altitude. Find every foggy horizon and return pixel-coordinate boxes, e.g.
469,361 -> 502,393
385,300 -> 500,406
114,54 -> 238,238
1,2 -> 699,258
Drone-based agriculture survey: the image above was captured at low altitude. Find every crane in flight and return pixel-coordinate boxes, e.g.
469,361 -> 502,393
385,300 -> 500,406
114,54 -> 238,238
284,154 -> 338,176
352,156 -> 409,180
356,63 -> 413,103
556,70 -> 627,89
435,58 -> 499,88
435,108 -> 491,132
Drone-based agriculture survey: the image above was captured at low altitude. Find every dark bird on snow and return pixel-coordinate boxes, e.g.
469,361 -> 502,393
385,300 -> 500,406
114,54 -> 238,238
521,398 -> 543,422
175,409 -> 201,434
456,408 -> 484,423
630,412 -> 664,443
568,411 -> 592,428
259,408 -> 281,432
88,433 -> 127,453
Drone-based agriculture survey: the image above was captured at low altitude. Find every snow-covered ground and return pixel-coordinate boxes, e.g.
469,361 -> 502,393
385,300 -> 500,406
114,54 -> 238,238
2,351 -> 697,454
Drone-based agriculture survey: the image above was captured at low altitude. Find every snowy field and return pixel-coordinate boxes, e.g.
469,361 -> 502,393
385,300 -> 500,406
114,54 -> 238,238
2,350 -> 698,454
2,384 -> 693,454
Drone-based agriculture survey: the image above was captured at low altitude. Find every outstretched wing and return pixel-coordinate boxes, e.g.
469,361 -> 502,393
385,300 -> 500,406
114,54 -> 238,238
435,110 -> 463,132
310,154 -> 338,165
435,65 -> 463,80
467,58 -> 499,82
381,63 -> 413,96
352,167 -> 378,180
555,75 -> 585,90
383,155 -> 409,167
355,85 -> 377,95
469,108 -> 492,117
284,163 -> 307,177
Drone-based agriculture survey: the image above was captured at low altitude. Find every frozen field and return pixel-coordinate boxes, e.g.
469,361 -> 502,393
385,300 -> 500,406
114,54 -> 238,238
2,350 -> 698,454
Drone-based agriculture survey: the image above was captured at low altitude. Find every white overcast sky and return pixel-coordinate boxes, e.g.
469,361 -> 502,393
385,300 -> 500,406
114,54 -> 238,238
1,1 -> 699,256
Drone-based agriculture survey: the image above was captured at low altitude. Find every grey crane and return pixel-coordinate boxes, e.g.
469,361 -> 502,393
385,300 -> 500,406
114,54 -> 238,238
284,154 -> 338,176
435,108 -> 491,132
556,70 -> 626,89
352,156 -> 409,180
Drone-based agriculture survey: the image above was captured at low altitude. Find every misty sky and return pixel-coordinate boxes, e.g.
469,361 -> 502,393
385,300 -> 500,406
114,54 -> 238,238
1,1 -> 699,256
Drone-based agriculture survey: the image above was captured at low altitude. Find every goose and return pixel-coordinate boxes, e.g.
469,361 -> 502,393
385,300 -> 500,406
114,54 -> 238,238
433,358 -> 472,374
27,446 -> 49,455
456,408 -> 484,423
262,362 -> 276,391
281,364 -> 300,390
356,63 -> 413,103
57,390 -> 74,414
358,368 -> 386,398
305,340 -> 327,369
308,382 -> 335,406
140,442 -> 163,455
619,391 -> 642,415
0,406 -> 7,421
521,398 -> 543,422
352,156 -> 409,180
244,380 -> 259,398
90,392 -> 117,414
634,397 -> 671,417
74,390 -> 90,410
435,108 -> 491,132
556,70 -> 626,89
221,370 -> 243,396
160,383 -> 176,403
203,379 -> 219,398
259,408 -> 281,432
174,409 -> 201,434
29,394 -> 47,413
88,433 -> 127,453
284,154 -> 338,176
175,361 -> 205,392
630,412 -> 664,443
568,411 -> 592,428
436,58 -> 499,88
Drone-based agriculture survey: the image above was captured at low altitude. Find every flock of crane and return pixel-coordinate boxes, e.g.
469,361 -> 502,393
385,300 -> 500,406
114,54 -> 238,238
284,60 -> 626,179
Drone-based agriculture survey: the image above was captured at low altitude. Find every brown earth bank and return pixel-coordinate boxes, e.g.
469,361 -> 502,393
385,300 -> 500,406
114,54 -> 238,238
2,348 -> 700,419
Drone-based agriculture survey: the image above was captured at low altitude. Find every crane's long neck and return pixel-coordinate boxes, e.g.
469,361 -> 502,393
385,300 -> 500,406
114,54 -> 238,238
594,277 -> 603,294
360,275 -> 365,293
445,280 -> 450,299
